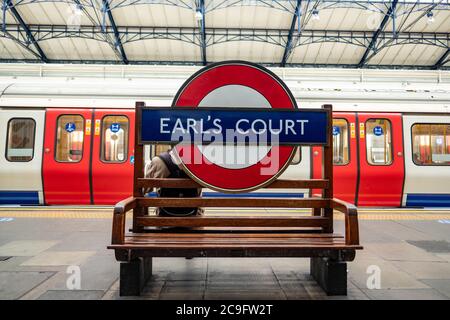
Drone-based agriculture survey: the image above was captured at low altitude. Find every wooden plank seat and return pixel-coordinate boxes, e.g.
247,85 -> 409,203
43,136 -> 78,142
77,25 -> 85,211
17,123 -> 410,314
108,103 -> 363,297
110,233 -> 360,264
111,232 -> 360,254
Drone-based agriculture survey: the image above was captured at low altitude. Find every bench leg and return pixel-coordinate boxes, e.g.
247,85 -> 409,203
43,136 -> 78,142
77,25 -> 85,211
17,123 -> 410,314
310,257 -> 347,296
119,257 -> 152,296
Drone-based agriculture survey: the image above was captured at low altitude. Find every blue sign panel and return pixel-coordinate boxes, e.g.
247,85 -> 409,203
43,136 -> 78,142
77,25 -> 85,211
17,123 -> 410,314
65,122 -> 76,133
110,123 -> 121,133
140,108 -> 328,145
373,126 -> 383,136
332,126 -> 340,136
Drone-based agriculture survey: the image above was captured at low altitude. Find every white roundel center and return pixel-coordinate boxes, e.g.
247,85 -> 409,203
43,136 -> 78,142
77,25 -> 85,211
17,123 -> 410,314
197,85 -> 271,169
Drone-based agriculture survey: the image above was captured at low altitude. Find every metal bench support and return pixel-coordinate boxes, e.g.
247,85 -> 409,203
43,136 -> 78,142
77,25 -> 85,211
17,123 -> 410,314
119,257 -> 152,296
310,257 -> 347,295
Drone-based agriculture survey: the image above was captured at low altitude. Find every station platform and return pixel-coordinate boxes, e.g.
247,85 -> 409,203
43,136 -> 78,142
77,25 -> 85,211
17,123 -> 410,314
0,207 -> 449,300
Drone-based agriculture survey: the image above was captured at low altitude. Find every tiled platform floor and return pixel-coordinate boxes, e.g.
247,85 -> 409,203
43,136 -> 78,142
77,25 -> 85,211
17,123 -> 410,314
0,209 -> 449,300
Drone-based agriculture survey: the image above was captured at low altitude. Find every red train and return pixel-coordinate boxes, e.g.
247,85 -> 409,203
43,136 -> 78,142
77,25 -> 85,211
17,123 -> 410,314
1,106 -> 449,207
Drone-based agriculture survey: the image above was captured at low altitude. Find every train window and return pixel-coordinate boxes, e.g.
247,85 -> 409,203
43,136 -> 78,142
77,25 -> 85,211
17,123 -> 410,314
291,147 -> 301,165
332,119 -> 349,165
55,115 -> 84,163
412,124 -> 450,166
101,116 -> 129,163
365,119 -> 392,165
6,118 -> 35,162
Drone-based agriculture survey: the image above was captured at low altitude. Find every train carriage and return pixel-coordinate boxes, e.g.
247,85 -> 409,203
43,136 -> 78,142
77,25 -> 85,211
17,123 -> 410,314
0,73 -> 449,207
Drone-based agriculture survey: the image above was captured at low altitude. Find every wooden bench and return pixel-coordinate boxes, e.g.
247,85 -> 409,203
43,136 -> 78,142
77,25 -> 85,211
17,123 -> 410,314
108,103 -> 362,296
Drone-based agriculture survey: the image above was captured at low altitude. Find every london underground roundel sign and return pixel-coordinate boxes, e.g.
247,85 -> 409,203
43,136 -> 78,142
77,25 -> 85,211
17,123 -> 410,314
172,61 -> 298,193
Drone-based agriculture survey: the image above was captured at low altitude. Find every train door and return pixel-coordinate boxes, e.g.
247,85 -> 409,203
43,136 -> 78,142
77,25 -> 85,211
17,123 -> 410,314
91,109 -> 135,204
42,109 -> 93,204
0,109 -> 45,205
312,113 -> 358,203
356,113 -> 404,206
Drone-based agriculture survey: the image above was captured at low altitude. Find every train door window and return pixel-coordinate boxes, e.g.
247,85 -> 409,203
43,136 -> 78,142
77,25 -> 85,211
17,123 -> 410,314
412,124 -> 450,165
366,119 -> 392,165
101,116 -> 129,163
55,115 -> 84,162
6,118 -> 35,162
332,119 -> 349,165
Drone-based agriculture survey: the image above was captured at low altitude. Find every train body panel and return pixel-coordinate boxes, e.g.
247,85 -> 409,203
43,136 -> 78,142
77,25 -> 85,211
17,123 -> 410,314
1,107 -> 450,208
312,112 -> 359,203
402,115 -> 450,207
312,112 -> 411,207
356,113 -> 405,207
91,109 -> 135,205
0,109 -> 45,205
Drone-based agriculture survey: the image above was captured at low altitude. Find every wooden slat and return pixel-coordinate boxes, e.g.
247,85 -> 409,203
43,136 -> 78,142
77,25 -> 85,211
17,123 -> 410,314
134,226 -> 325,234
116,232 -> 354,250
136,197 -> 330,208
137,178 -> 329,189
125,238 -> 346,245
136,216 -> 329,228
137,178 -> 202,188
111,234 -> 352,247
126,233 -> 343,239
268,179 -> 329,189
109,243 -> 362,250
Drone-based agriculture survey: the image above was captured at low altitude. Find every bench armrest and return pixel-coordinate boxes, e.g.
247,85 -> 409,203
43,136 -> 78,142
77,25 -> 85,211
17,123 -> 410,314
112,197 -> 137,245
331,198 -> 360,246
114,196 -> 137,215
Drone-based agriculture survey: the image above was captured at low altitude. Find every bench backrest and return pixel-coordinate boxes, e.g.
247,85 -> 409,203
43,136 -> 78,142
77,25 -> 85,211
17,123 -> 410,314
131,101 -> 334,233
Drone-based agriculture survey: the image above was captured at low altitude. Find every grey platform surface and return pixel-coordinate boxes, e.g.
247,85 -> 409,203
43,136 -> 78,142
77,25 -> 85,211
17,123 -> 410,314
0,211 -> 449,300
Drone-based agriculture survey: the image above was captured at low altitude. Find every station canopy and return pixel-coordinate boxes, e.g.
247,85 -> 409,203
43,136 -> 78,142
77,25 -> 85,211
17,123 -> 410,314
0,0 -> 449,69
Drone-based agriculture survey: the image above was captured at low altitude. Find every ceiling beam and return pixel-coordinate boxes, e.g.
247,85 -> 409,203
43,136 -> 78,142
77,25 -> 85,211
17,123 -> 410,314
281,0 -> 301,67
103,0 -> 128,64
1,58 -> 448,71
6,0 -> 48,62
9,24 -> 447,49
433,48 -> 450,69
358,0 -> 398,68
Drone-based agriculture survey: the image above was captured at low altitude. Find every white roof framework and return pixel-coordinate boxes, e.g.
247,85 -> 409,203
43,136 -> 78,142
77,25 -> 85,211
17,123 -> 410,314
0,0 -> 448,69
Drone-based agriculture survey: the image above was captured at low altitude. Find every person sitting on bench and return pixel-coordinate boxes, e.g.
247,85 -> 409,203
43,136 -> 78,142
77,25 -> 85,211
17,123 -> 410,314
144,148 -> 202,216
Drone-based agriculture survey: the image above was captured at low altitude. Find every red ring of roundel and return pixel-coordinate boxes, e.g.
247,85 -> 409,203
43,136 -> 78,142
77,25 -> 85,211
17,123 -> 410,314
173,62 -> 297,192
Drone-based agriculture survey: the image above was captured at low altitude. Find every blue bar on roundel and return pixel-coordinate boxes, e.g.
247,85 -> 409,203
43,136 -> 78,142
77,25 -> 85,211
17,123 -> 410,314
140,107 -> 328,145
